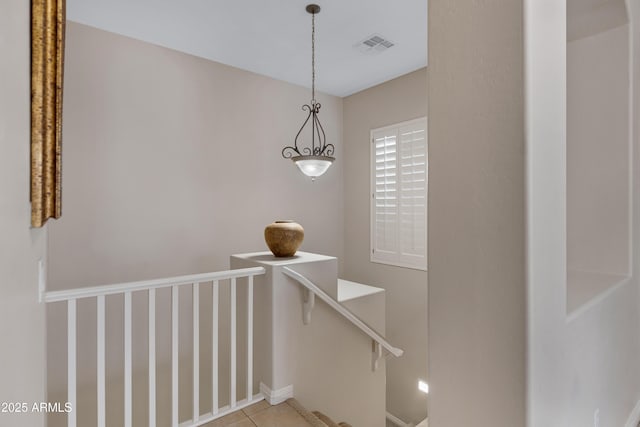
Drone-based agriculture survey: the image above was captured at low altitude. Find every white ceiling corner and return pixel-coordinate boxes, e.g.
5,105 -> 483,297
66,0 -> 428,97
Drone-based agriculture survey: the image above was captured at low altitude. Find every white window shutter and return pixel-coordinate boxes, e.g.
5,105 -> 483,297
371,117 -> 427,270
372,128 -> 399,263
398,121 -> 427,268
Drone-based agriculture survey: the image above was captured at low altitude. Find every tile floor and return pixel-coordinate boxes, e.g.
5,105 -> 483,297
202,400 -> 314,427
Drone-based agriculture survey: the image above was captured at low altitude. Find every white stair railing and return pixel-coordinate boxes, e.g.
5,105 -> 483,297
282,267 -> 403,371
43,266 -> 266,427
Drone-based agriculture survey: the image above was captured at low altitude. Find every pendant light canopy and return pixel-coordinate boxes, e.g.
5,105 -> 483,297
282,4 -> 335,181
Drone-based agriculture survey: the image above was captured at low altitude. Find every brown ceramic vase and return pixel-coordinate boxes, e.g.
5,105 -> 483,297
264,220 -> 304,257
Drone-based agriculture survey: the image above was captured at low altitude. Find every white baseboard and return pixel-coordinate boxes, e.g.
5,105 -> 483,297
386,411 -> 416,427
625,399 -> 640,427
259,382 -> 294,405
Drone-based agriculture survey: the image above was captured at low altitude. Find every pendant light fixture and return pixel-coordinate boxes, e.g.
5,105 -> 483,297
282,4 -> 335,181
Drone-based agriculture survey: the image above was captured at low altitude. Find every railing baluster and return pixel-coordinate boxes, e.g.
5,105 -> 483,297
192,283 -> 200,422
124,292 -> 132,427
97,296 -> 106,427
247,276 -> 253,401
68,299 -> 77,427
39,267 -> 267,427
148,289 -> 156,427
172,285 -> 179,427
230,278 -> 237,408
212,280 -> 219,415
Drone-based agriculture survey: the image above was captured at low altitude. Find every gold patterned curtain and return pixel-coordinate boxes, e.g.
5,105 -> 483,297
31,0 -> 65,228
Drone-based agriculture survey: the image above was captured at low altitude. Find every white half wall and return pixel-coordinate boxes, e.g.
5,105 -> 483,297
0,1 -> 47,426
232,252 -> 386,427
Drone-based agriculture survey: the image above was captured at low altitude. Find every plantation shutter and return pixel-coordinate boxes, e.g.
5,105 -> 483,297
372,128 -> 399,263
398,121 -> 427,267
371,117 -> 427,270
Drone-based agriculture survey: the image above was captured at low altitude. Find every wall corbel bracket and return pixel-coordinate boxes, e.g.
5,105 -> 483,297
303,288 -> 315,325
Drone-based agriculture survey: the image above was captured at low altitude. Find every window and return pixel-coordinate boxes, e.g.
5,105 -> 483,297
371,117 -> 427,270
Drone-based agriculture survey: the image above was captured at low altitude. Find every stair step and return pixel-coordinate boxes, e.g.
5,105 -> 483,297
286,398 -> 351,427
312,410 -> 341,427
200,398 -> 352,427
286,398 -> 331,427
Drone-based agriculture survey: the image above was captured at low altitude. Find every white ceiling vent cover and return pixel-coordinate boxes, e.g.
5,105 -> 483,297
355,33 -> 395,54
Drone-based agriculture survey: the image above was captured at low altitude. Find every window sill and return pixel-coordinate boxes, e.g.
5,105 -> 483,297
370,258 -> 427,272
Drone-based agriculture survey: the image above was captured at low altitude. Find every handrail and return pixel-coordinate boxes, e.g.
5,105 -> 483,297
282,267 -> 403,358
45,265 -> 266,427
43,266 -> 266,302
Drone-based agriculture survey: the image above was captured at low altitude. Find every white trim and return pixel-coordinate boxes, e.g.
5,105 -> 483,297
230,278 -> 237,408
371,258 -> 428,272
178,394 -> 264,427
624,399 -> 640,427
386,411 -> 415,427
43,266 -> 266,302
192,283 -> 200,421
259,383 -> 294,405
371,116 -> 427,134
624,0 -> 634,280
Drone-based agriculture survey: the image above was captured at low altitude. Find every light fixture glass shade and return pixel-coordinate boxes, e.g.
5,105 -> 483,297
292,155 -> 334,179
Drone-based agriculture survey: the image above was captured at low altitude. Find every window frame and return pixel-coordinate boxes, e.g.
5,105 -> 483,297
370,116 -> 428,271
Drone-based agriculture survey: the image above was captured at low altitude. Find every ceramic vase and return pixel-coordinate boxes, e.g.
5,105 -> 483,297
264,220 -> 304,257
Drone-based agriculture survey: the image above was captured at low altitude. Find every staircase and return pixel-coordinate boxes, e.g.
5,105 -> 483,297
45,251 -> 399,427
204,398 -> 352,427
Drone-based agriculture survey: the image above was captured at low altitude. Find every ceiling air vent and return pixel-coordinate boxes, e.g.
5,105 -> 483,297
355,34 -> 395,54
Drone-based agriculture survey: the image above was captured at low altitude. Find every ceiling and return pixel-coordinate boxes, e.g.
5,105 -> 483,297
66,0 -> 428,97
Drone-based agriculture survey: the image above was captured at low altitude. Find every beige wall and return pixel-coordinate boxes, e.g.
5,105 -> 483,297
567,0 -> 628,41
566,24 -> 631,313
342,68 -> 428,425
428,1 -> 526,426
567,24 -> 630,277
0,0 -> 47,426
47,22 -> 344,425
49,22 -> 344,290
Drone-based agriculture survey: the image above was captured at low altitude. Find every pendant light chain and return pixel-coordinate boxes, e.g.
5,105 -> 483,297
311,10 -> 316,104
